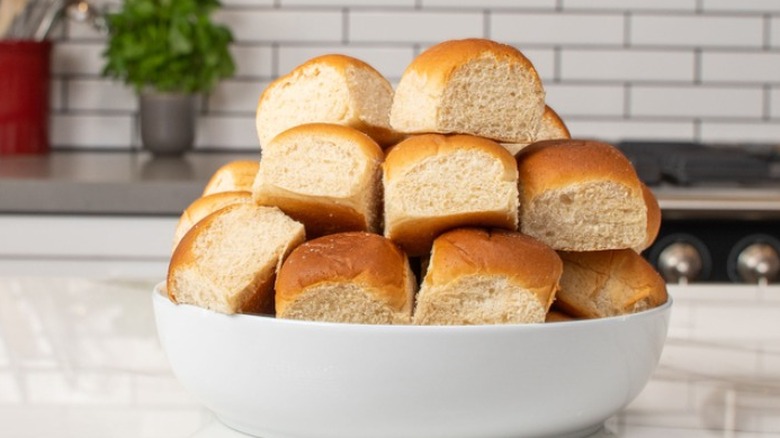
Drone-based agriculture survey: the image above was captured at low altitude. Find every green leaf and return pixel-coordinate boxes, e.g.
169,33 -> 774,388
101,0 -> 235,93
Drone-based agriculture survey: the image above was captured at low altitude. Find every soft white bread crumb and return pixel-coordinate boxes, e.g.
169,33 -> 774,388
202,161 -> 260,196
252,123 -> 384,238
167,204 -> 305,315
503,105 -> 571,156
556,249 -> 668,319
413,228 -> 562,325
275,232 -> 416,324
383,133 -> 519,256
172,191 -> 253,251
255,54 -> 401,148
517,139 -> 647,251
390,38 -> 545,143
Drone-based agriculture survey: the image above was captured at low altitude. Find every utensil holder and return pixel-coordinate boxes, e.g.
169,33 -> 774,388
0,40 -> 51,155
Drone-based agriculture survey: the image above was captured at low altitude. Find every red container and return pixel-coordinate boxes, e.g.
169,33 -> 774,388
0,41 -> 52,155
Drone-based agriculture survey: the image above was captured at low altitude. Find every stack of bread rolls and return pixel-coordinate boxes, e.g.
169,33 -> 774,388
166,38 -> 667,325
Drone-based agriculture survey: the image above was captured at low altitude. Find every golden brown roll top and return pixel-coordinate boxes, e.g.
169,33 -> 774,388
275,232 -> 416,324
390,38 -> 545,144
414,228 -> 563,325
517,139 -> 648,251
383,133 -> 519,256
255,54 -> 401,148
556,249 -> 668,319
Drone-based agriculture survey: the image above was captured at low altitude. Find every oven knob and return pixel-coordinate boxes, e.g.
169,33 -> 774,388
736,243 -> 780,284
657,242 -> 703,284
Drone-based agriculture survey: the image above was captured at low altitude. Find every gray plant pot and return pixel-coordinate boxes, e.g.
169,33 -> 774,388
139,91 -> 197,156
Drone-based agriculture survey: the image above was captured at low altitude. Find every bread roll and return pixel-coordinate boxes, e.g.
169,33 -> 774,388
252,123 -> 384,238
517,139 -> 647,251
390,38 -> 545,143
275,232 -> 416,324
556,249 -> 668,319
167,204 -> 305,315
172,191 -> 253,251
635,183 -> 661,253
383,134 -> 519,256
202,161 -> 260,196
503,105 -> 571,156
255,54 -> 401,148
413,228 -> 562,325
545,310 -> 575,323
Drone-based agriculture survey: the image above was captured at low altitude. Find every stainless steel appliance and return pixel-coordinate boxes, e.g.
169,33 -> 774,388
618,141 -> 780,285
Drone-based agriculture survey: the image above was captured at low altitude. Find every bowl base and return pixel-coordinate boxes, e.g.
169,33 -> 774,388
215,414 -> 607,438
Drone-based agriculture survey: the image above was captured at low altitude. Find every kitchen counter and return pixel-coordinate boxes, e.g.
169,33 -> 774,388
0,151 -> 259,215
2,151 -> 780,217
0,277 -> 778,437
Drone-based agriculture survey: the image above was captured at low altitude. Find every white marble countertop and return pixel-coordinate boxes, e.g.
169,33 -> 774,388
0,277 -> 778,438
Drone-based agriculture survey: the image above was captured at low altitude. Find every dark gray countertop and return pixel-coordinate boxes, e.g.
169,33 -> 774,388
2,150 -> 780,218
0,151 -> 259,215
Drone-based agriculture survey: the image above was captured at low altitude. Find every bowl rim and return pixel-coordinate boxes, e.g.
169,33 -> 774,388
153,281 -> 673,332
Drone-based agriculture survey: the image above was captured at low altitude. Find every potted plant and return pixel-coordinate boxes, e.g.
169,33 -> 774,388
102,0 -> 235,155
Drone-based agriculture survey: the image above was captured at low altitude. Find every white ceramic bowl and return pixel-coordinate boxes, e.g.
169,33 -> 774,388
153,283 -> 671,438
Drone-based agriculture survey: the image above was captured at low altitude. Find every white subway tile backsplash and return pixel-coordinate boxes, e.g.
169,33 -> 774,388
221,0 -> 273,5
349,10 -> 484,43
491,12 -> 624,46
703,0 -> 780,13
67,79 -> 137,112
209,80 -> 268,113
770,88 -> 780,119
631,14 -> 764,48
51,114 -> 134,148
282,0 -> 414,6
699,121 -> 780,142
701,51 -> 780,84
544,83 -> 625,117
45,2 -> 780,150
51,42 -> 106,75
561,49 -> 695,82
196,115 -> 259,151
216,9 -> 343,43
770,17 -> 780,48
231,45 -> 274,78
277,45 -> 416,79
563,0 -> 696,11
631,85 -> 763,118
422,0 -> 556,9
563,119 -> 694,142
520,48 -> 556,83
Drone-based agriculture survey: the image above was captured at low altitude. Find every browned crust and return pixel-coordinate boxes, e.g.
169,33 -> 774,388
556,249 -> 668,319
388,211 -> 516,257
400,38 -> 542,92
639,184 -> 662,252
516,139 -> 643,202
202,161 -> 260,196
256,190 -> 370,238
383,133 -> 517,182
270,122 -> 384,162
256,54 -> 400,147
545,309 -> 576,323
275,232 -> 413,315
425,228 -> 562,310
